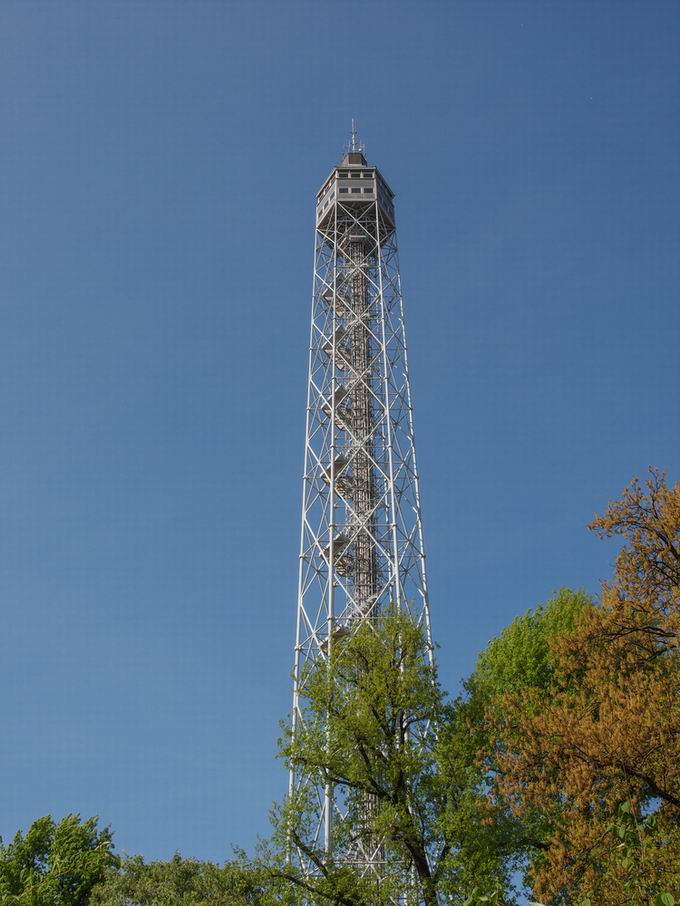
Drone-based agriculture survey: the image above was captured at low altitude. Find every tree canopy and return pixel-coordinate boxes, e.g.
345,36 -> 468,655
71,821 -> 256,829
90,852 -> 265,906
0,814 -> 117,906
3,470 -> 678,905
268,610 -> 455,906
497,470 -> 680,903
438,587 -> 594,900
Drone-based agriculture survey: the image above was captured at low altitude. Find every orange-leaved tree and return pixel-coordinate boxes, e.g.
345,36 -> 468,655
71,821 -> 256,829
496,469 -> 680,904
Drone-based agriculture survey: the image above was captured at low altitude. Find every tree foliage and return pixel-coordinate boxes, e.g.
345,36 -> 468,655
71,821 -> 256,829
91,852 -> 265,906
269,610 -> 460,906
441,588 -> 593,901
496,470 -> 680,903
269,471 -> 679,903
268,595 -> 593,905
0,814 -> 117,906
5,470 -> 678,906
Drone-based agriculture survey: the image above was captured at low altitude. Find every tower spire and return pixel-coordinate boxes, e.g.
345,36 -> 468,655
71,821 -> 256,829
341,120 -> 366,165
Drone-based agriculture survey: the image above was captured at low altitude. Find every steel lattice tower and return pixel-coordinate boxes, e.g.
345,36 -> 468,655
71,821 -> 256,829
290,125 -> 433,894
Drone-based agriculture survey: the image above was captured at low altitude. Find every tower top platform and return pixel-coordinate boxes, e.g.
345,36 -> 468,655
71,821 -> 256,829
315,126 -> 395,230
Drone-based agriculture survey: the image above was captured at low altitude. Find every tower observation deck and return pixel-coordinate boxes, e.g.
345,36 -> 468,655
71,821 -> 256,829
289,126 -> 433,898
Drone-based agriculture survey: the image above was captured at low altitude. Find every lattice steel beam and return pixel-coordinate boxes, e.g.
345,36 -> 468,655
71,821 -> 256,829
290,132 -> 434,900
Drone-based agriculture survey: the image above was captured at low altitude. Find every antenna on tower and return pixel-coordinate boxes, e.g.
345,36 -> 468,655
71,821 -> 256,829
344,118 -> 365,159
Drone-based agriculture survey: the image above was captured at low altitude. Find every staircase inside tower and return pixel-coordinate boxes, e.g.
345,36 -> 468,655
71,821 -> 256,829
345,236 -> 379,622
337,232 -> 385,876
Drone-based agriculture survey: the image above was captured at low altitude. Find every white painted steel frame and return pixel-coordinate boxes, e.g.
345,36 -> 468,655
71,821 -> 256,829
290,163 -> 433,898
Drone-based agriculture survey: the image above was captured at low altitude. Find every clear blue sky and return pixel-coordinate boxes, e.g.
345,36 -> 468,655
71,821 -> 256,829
1,0 -> 678,865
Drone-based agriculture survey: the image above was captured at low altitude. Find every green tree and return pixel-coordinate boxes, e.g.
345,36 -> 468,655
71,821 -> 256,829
439,588 -> 593,901
264,596 -> 594,906
0,814 -> 117,906
91,852 -> 267,905
266,610 -> 457,906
